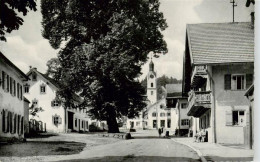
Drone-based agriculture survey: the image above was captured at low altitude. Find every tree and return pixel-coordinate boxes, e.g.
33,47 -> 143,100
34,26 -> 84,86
0,0 -> 37,42
29,104 -> 44,117
41,0 -> 167,133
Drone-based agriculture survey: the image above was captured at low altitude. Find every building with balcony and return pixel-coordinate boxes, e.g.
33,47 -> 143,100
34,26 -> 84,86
166,84 -> 189,136
0,52 -> 29,140
24,68 -> 91,133
182,22 -> 254,144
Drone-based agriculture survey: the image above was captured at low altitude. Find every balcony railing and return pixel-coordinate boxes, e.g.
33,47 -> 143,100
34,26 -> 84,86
191,65 -> 207,87
187,90 -> 211,117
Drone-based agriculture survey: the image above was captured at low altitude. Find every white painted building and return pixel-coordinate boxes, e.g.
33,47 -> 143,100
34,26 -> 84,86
183,22 -> 254,144
0,52 -> 29,139
24,68 -> 90,133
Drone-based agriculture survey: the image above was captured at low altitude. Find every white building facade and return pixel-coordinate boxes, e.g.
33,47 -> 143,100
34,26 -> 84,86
24,68 -> 90,133
0,52 -> 28,139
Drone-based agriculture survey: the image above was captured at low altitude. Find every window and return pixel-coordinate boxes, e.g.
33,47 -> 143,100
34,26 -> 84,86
40,84 -> 46,93
136,122 -> 140,126
225,74 -> 252,90
160,112 -> 165,117
181,119 -> 189,126
151,91 -> 153,95
181,103 -> 187,109
232,75 -> 245,90
86,121 -> 88,129
32,72 -> 37,81
53,115 -> 61,125
151,83 -> 153,87
167,112 -> 171,117
75,118 -> 77,127
24,84 -> 30,93
160,120 -> 165,127
82,121 -> 84,128
152,112 -> 157,117
167,119 -> 171,128
1,71 -> 5,90
13,80 -> 16,96
51,100 -> 60,107
17,83 -> 20,99
6,74 -> 9,92
232,111 -> 245,126
9,77 -> 13,95
20,84 -> 22,100
153,120 -> 157,128
32,99 -> 38,106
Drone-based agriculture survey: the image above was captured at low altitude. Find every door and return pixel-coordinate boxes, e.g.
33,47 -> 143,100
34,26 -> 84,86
153,120 -> 157,128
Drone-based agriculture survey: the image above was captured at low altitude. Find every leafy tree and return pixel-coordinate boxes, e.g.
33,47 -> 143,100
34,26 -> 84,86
29,104 -> 44,117
0,0 -> 37,42
41,0 -> 167,133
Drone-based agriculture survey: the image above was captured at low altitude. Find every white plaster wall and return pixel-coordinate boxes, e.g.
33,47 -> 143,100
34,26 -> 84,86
24,72 -> 65,133
0,61 -> 25,138
212,64 -> 253,144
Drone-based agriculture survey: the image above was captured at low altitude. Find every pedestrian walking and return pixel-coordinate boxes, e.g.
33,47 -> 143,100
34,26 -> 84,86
158,128 -> 162,137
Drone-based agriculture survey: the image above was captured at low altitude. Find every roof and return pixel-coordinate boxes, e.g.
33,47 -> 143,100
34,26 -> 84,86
245,84 -> 254,97
186,22 -> 254,65
165,84 -> 182,98
0,52 -> 29,80
23,97 -> 30,103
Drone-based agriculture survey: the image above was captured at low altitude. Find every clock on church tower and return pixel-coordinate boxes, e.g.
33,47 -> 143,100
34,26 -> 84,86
147,60 -> 157,104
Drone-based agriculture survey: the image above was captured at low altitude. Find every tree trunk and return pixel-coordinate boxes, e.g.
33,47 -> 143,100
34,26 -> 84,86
107,106 -> 119,133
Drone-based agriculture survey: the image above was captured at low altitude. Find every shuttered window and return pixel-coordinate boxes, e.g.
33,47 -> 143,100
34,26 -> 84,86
13,80 -> 16,96
17,83 -> 20,99
225,111 -> 233,126
6,75 -> 9,92
246,74 -> 253,89
2,110 -> 5,132
224,74 -> 231,90
1,71 -> 5,90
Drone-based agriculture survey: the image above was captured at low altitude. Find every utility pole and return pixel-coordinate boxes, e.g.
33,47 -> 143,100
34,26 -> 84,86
230,0 -> 237,22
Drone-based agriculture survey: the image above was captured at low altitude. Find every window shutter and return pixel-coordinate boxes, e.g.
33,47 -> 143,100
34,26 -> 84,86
21,117 -> 24,134
246,74 -> 253,89
51,101 -> 54,107
225,111 -> 233,126
5,110 -> 8,133
246,111 -> 250,126
52,115 -> 54,124
224,74 -> 231,90
6,75 -> 9,92
2,110 -> 5,132
14,114 -> 16,134
58,117 -> 62,124
1,72 -> 4,89
13,80 -> 16,96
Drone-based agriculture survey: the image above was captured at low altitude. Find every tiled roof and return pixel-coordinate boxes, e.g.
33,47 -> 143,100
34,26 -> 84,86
187,22 -> 254,65
165,84 -> 182,97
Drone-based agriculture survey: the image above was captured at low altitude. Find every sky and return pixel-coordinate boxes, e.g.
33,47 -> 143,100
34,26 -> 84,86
0,0 -> 254,80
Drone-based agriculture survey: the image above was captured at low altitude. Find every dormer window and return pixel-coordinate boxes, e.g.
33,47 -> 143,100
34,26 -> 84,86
24,84 -> 30,93
40,84 -> 46,94
32,72 -> 37,81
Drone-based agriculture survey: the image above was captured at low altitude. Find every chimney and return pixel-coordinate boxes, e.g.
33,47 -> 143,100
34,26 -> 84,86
251,12 -> 254,29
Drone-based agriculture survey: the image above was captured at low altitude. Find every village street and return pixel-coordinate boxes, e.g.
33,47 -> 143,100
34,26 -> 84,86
0,130 -> 201,162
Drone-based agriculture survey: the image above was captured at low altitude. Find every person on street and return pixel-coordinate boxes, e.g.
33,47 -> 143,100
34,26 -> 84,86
158,128 -> 162,137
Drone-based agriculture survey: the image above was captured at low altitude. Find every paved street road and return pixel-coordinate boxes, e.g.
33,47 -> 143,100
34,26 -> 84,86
60,130 -> 201,162
0,130 -> 201,162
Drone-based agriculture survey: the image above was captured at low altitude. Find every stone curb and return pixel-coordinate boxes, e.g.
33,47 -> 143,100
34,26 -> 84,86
171,138 -> 207,162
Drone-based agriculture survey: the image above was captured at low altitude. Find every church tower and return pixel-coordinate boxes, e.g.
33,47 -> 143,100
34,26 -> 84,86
147,59 -> 157,104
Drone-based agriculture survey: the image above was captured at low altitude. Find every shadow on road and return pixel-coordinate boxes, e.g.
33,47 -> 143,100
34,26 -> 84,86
62,155 -> 201,162
204,156 -> 253,162
131,136 -> 171,139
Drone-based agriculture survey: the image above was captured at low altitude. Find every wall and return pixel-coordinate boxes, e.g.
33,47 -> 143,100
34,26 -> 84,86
0,60 -> 25,138
24,71 -> 66,133
68,107 -> 90,132
177,98 -> 189,130
212,64 -> 253,144
146,98 -> 178,134
23,100 -> 30,134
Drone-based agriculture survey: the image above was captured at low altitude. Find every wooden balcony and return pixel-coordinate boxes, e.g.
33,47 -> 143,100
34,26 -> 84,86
191,65 -> 208,87
187,91 -> 211,117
